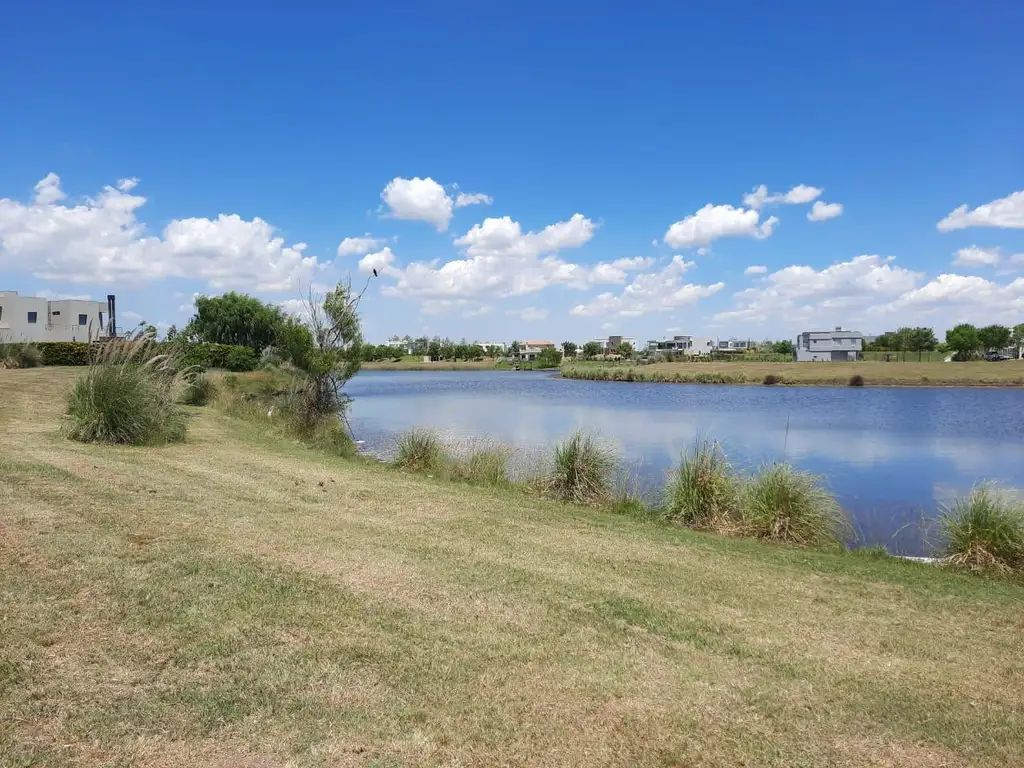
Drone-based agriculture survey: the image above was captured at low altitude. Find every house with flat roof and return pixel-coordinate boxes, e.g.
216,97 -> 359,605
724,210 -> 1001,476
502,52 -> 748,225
645,334 -> 715,356
795,327 -> 864,362
0,291 -> 115,343
518,340 -> 555,361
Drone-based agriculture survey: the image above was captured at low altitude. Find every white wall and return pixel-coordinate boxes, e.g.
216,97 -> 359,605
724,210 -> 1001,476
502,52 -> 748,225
0,293 -> 107,343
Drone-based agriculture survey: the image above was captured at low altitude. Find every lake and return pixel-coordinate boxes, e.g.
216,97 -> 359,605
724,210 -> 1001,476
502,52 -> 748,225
346,370 -> 1024,556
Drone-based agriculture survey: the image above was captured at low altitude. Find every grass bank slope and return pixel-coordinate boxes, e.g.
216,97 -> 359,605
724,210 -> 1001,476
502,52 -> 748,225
2,368 -> 1023,767
563,359 -> 1024,387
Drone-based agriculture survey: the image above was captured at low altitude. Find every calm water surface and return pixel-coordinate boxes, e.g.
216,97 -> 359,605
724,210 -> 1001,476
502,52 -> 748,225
347,370 -> 1024,555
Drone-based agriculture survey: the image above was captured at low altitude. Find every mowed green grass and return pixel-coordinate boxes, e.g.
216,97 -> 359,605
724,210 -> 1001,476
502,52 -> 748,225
564,359 -> 1024,386
2,368 -> 1023,767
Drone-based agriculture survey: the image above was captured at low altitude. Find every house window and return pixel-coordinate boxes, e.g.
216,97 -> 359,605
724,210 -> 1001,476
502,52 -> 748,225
78,313 -> 88,326
27,311 -> 37,323
52,310 -> 60,316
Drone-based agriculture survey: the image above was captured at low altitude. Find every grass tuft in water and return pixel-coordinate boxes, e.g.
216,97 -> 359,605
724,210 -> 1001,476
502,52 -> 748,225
740,463 -> 849,547
663,440 -> 740,528
544,431 -> 617,504
939,484 -> 1024,572
393,430 -> 449,474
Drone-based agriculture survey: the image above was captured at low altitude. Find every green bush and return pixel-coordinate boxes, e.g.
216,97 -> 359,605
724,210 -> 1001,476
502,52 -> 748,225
393,430 -> 448,473
663,440 -> 740,528
849,375 -> 865,387
544,431 -> 617,504
180,342 -> 258,372
65,336 -> 191,446
181,374 -> 217,406
462,447 -> 510,486
763,374 -> 783,386
224,345 -> 258,372
740,464 -> 849,547
36,341 -> 91,366
939,485 -> 1024,572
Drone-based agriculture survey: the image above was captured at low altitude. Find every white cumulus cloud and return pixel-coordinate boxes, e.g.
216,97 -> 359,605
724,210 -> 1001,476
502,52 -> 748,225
714,255 -> 922,326
937,190 -> 1024,232
358,246 -> 398,276
374,213 -> 638,310
454,192 -> 494,208
337,234 -> 386,257
808,201 -> 843,222
744,265 -> 768,275
743,184 -> 823,209
953,246 -> 1001,267
571,256 -> 724,317
0,174 -> 318,291
380,176 -> 454,231
664,204 -> 778,249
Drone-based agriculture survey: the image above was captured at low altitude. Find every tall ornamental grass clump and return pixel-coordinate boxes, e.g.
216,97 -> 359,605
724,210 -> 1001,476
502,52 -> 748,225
662,440 -> 740,529
393,430 -> 448,473
544,431 -> 617,504
65,334 -> 193,446
740,464 -> 849,547
181,373 -> 217,406
939,484 -> 1024,572
0,341 -> 43,369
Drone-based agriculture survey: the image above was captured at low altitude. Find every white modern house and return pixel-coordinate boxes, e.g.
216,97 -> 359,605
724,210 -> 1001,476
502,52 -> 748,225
588,335 -> 636,354
795,327 -> 864,362
518,340 -> 555,361
716,338 -> 750,351
646,334 -> 715,356
0,291 -> 114,343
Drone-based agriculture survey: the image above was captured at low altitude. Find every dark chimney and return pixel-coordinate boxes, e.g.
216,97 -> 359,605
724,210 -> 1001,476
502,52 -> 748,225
107,294 -> 116,337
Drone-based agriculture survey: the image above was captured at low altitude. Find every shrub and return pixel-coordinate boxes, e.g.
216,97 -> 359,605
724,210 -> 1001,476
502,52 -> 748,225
181,374 -> 217,406
393,430 -> 448,473
544,431 -> 617,504
663,440 -> 740,528
224,345 -> 258,372
938,484 -> 1024,572
763,374 -> 782,386
740,464 -> 849,547
464,447 -> 510,486
849,374 -> 865,387
36,341 -> 91,366
1,342 -> 44,369
259,345 -> 285,370
65,335 -> 192,446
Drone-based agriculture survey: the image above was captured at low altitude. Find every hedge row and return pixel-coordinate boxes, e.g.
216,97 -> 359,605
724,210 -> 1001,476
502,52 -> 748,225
33,341 -> 258,372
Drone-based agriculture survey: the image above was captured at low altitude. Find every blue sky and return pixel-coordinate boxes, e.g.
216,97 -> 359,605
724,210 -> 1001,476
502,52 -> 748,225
2,0 -> 1023,342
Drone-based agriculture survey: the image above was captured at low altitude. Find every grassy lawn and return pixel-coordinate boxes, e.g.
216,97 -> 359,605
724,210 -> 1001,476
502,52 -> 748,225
563,359 -> 1024,387
2,368 -> 1023,767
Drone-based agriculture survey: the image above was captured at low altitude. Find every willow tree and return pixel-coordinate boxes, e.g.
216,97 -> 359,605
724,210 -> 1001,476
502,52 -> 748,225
278,280 -> 366,431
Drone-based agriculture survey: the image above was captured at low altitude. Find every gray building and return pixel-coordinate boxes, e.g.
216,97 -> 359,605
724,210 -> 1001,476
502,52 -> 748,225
646,334 -> 715,356
795,327 -> 864,362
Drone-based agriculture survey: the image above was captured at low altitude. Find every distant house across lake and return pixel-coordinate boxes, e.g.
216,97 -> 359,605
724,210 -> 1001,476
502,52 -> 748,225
795,327 -> 864,362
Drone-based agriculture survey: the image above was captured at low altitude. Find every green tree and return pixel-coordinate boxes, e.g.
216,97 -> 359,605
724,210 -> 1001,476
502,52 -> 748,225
978,324 -> 1011,352
1011,324 -> 1024,358
186,292 -> 284,352
771,340 -> 794,355
509,340 -> 520,357
582,341 -> 602,359
945,323 -> 981,361
164,324 -> 179,342
561,341 -> 578,358
614,341 -> 635,358
909,327 -> 938,360
427,339 -> 442,360
535,347 -> 563,368
277,282 -> 364,430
